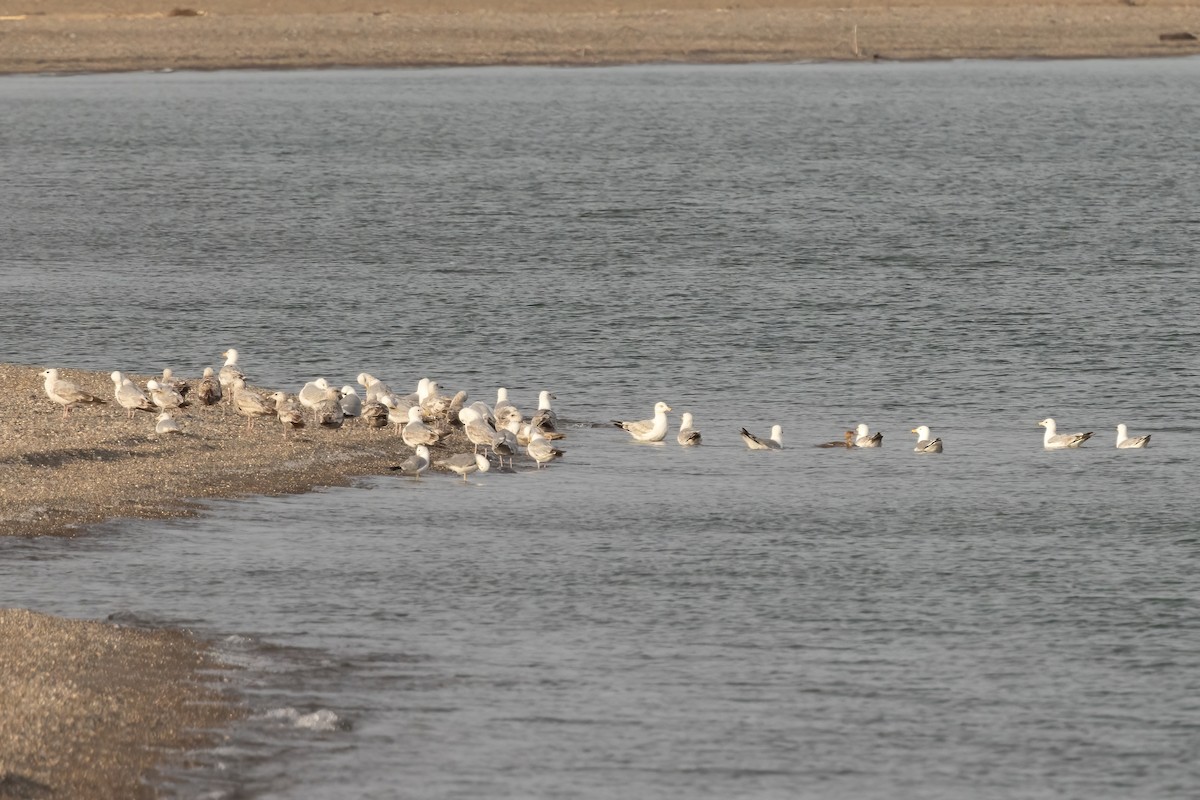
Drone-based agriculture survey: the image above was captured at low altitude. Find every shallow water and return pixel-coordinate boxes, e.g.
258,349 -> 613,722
3,59 -> 1200,798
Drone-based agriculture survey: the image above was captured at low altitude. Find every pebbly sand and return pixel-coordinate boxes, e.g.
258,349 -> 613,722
0,0 -> 1197,75
4,2 -> 1199,795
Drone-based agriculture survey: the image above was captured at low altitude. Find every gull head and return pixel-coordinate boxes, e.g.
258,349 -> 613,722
110,371 -> 124,384
680,412 -> 694,428
222,348 -> 239,364
654,402 -> 673,415
770,424 -> 783,441
146,380 -> 161,391
855,423 -> 869,437
911,425 -> 931,440
1037,418 -> 1055,429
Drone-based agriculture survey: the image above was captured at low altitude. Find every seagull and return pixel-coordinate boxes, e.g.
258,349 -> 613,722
530,390 -> 558,432
41,368 -> 106,418
155,412 -> 183,435
1115,423 -> 1151,449
677,412 -> 702,446
815,430 -> 856,449
314,387 -> 345,429
527,430 -> 565,468
337,385 -> 362,418
853,423 -> 883,448
741,424 -> 782,450
493,387 -> 516,418
232,378 -> 275,432
357,373 -> 393,404
271,391 -> 306,435
195,366 -> 222,406
1038,418 -> 1092,449
218,349 -> 244,393
391,445 -> 430,479
146,379 -> 188,411
110,371 -> 155,418
298,378 -> 330,410
613,402 -> 672,443
911,425 -> 943,453
461,408 -> 501,454
401,406 -> 439,447
437,452 -> 492,481
493,426 -> 520,469
159,367 -> 190,398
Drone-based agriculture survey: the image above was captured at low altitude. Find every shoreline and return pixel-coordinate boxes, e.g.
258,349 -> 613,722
0,608 -> 242,800
0,1 -> 1198,76
0,363 -> 484,537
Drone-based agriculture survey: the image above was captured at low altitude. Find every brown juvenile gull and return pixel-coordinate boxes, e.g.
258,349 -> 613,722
195,366 -> 223,406
815,430 -> 856,449
613,401 -> 672,443
41,368 -> 105,418
232,378 -> 275,432
314,387 -> 345,429
271,391 -> 306,436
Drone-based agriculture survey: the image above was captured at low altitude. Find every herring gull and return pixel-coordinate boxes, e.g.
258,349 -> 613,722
527,430 -> 564,468
339,385 -> 362,418
146,379 -> 188,411
232,378 -> 275,431
361,400 -> 389,429
271,391 -> 306,435
391,445 -> 430,479
402,406 -> 439,447
910,425 -> 943,453
1038,418 -> 1092,449
741,424 -> 782,450
155,412 -> 182,435
1115,423 -> 1151,449
110,371 -> 155,418
854,423 -> 882,448
41,368 -> 105,418
218,349 -> 244,393
530,390 -> 558,433
437,452 -> 492,481
314,387 -> 345,429
677,412 -> 702,446
195,367 -> 222,406
613,402 -> 672,443
298,378 -> 330,410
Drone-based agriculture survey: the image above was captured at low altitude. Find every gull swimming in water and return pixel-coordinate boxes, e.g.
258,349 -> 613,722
155,412 -> 182,435
391,445 -> 430,479
110,371 -> 155,418
218,349 -> 244,393
677,412 -> 702,446
437,452 -> 492,481
910,425 -> 943,453
195,367 -> 222,406
613,402 -> 672,443
1038,418 -> 1092,449
854,423 -> 882,448
1115,423 -> 1151,449
41,368 -> 106,418
527,430 -> 564,468
815,430 -> 856,449
741,424 -> 782,450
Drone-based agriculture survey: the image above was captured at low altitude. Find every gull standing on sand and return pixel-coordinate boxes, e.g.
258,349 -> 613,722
741,424 -> 782,450
271,391 -> 305,435
1038,418 -> 1093,449
854,423 -> 882,448
155,412 -> 183,435
41,368 -> 105,418
339,385 -> 362,418
111,371 -> 155,418
357,373 -> 392,404
391,445 -> 430,479
232,378 -> 275,431
402,406 -> 439,447
437,452 -> 491,481
461,408 -> 501,455
677,412 -> 702,446
361,400 -> 389,429
527,430 -> 564,468
195,366 -> 222,406
218,349 -> 244,393
314,387 -> 345,429
146,379 -> 188,411
298,378 -> 330,410
159,368 -> 190,398
911,425 -> 943,453
613,402 -> 672,443
1115,423 -> 1151,449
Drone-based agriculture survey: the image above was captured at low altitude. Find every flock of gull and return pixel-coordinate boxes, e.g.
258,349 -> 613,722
37,347 -> 1152,483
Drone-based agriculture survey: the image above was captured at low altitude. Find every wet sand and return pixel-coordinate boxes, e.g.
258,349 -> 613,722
0,0 -> 1198,75
0,608 -> 241,800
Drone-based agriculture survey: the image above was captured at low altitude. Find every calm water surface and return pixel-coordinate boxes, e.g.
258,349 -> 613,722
2,59 -> 1200,798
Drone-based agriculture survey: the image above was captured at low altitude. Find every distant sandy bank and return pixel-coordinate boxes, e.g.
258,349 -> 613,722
0,0 -> 1197,75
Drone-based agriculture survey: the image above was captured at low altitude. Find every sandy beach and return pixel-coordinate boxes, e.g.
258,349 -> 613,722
0,0 -> 1197,75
